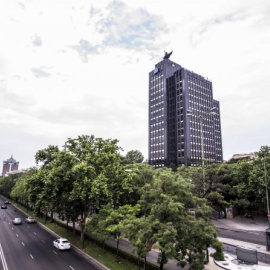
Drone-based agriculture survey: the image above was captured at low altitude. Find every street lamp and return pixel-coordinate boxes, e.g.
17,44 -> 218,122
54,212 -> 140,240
187,107 -> 216,194
263,158 -> 270,225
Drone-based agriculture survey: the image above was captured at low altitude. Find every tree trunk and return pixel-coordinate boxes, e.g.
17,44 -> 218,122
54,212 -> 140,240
44,212 -> 48,224
72,219 -> 76,234
80,212 -> 85,248
159,252 -> 165,270
206,244 -> 209,263
144,255 -> 146,270
116,238 -> 120,262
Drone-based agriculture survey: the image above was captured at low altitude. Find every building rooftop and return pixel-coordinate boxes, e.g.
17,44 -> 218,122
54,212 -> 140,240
3,155 -> 18,163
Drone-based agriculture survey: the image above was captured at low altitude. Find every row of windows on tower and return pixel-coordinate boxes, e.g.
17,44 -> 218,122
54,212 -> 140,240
151,74 -> 163,82
189,98 -> 212,108
150,152 -> 165,158
150,96 -> 163,103
151,136 -> 165,143
150,110 -> 164,118
150,89 -> 164,98
150,96 -> 164,105
150,117 -> 164,125
189,93 -> 212,103
150,82 -> 163,87
187,75 -> 211,89
188,84 -> 212,94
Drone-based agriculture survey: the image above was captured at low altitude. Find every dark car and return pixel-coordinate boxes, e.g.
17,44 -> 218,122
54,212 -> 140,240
4,201 -> 9,204
1,205 -> 7,209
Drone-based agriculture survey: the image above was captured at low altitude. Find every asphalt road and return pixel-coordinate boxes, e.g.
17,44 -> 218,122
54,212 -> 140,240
0,200 -> 105,270
217,226 -> 266,246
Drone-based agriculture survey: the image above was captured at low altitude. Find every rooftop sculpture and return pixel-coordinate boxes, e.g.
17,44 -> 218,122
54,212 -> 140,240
163,50 -> 173,59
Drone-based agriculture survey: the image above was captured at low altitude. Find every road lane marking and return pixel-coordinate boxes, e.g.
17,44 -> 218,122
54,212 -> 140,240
16,234 -> 18,237
30,254 -> 34,259
42,240 -> 45,243
69,266 -> 75,270
53,251 -> 57,255
0,241 -> 8,270
22,242 -> 25,246
34,232 -> 37,235
11,228 -> 14,230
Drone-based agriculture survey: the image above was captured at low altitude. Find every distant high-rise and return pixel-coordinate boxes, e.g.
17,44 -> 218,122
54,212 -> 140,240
2,155 -> 19,176
148,53 -> 223,168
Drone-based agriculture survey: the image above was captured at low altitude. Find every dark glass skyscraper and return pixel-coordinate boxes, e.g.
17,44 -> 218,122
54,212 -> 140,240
148,56 -> 223,168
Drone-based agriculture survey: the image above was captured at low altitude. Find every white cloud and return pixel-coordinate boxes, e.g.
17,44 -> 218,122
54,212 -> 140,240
0,0 -> 269,169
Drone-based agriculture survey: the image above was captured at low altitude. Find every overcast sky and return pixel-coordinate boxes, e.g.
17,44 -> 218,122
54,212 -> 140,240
0,0 -> 269,170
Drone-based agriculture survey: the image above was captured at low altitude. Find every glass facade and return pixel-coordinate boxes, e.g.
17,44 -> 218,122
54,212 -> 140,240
148,59 -> 223,168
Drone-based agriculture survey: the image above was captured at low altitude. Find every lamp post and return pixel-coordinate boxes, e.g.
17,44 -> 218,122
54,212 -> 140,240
187,107 -> 216,195
263,158 -> 270,226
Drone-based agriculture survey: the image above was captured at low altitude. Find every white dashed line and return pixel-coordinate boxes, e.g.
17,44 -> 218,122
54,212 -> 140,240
16,234 -> 18,237
22,242 -> 25,246
69,266 -> 75,270
53,250 -> 57,255
30,254 -> 34,259
0,241 -> 8,270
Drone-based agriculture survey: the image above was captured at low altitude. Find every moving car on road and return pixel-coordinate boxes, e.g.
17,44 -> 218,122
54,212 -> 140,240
5,201 -> 9,204
1,204 -> 7,209
25,217 -> 36,223
53,238 -> 71,250
12,218 -> 22,225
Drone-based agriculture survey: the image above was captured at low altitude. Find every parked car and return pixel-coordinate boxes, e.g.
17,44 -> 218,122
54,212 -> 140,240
4,201 -> 9,204
53,238 -> 71,250
12,218 -> 22,225
25,217 -> 36,223
1,204 -> 7,209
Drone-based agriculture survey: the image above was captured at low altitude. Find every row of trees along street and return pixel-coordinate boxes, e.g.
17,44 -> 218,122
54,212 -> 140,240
0,134 -> 269,270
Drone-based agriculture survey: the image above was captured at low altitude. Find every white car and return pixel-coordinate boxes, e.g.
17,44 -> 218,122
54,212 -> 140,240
12,218 -> 22,225
25,217 -> 36,223
53,238 -> 71,250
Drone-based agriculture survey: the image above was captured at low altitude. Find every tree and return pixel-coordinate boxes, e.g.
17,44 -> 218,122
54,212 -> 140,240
125,215 -> 154,270
0,172 -> 23,197
49,149 -> 82,231
253,146 -> 270,215
104,205 -> 137,262
136,168 -> 220,270
10,167 -> 37,208
64,135 -> 123,245
35,145 -> 60,167
123,150 -> 144,164
29,145 -> 61,221
87,208 -> 111,251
